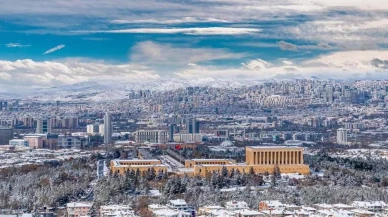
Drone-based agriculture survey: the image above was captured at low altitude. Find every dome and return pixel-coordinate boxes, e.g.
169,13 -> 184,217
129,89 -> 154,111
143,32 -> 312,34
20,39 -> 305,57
219,140 -> 234,147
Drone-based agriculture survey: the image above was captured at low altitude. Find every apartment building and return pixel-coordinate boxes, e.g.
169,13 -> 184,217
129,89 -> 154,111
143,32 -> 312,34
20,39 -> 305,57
66,202 -> 92,217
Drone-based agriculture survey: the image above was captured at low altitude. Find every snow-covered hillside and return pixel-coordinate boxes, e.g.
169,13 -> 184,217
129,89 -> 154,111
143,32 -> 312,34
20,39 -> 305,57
15,78 -> 264,102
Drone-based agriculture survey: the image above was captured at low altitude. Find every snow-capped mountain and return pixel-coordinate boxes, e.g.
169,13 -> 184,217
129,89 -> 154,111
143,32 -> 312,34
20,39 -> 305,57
14,78 -> 264,102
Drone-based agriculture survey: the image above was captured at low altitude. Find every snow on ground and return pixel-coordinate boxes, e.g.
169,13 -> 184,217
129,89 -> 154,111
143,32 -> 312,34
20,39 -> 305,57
282,173 -> 305,180
159,155 -> 184,171
219,183 -> 271,192
310,170 -> 325,177
103,161 -> 110,176
149,189 -> 162,197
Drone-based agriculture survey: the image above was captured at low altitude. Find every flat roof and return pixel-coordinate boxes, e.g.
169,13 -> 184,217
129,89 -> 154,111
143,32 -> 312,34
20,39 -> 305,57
113,164 -> 167,168
66,202 -> 92,208
169,199 -> 187,205
115,159 -> 160,162
196,163 -> 247,167
247,146 -> 303,149
233,209 -> 262,215
190,159 -> 232,162
128,164 -> 167,168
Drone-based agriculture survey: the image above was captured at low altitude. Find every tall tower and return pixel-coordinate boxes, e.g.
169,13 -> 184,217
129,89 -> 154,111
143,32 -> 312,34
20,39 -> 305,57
192,118 -> 200,134
103,113 -> 112,144
336,128 -> 348,145
36,118 -> 51,134
169,124 -> 176,142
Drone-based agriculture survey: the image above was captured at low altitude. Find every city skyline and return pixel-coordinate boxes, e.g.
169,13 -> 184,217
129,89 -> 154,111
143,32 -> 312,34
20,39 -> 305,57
2,1 -> 388,215
1,0 -> 388,92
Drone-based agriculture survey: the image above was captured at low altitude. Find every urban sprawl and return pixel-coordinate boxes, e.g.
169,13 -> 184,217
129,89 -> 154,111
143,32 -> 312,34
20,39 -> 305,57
1,80 -> 388,217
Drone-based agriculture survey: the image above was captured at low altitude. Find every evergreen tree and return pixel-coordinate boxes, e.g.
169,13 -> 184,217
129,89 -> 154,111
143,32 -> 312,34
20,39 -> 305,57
124,170 -> 132,191
156,169 -> 163,181
150,168 -> 156,181
135,168 -> 141,179
249,167 -> 255,175
271,173 -> 277,187
210,173 -> 218,189
222,166 -> 228,177
273,164 -> 281,179
230,168 -> 235,178
162,170 -> 168,180
216,174 -> 224,189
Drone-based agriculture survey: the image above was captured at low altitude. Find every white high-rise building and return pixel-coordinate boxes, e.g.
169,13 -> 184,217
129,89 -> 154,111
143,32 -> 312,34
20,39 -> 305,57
36,118 -> 51,134
337,128 -> 348,145
135,130 -> 168,144
86,124 -> 100,135
103,113 -> 112,144
99,124 -> 105,136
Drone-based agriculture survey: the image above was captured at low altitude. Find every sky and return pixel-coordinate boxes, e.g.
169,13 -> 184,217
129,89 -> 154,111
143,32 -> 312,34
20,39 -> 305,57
1,0 -> 388,90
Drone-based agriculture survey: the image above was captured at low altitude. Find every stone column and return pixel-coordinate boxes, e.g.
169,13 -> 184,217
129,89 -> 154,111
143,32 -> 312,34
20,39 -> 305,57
301,151 -> 304,164
286,151 -> 289,164
298,151 -> 301,164
279,151 -> 282,165
294,151 -> 297,164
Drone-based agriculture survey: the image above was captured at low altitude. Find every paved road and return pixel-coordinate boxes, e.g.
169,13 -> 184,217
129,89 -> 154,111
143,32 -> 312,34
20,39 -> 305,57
159,155 -> 184,171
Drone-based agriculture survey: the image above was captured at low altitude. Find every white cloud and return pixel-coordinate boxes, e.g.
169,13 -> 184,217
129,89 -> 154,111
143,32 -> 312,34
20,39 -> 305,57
79,27 -> 260,35
299,0 -> 388,10
0,59 -> 159,87
43,44 -> 66,55
111,17 -> 230,24
242,59 -> 272,70
282,60 -> 294,66
5,43 -> 31,48
278,41 -> 332,51
304,50 -> 388,71
0,72 -> 12,80
130,41 -> 245,65
282,17 -> 388,45
2,49 -> 388,89
176,50 -> 388,80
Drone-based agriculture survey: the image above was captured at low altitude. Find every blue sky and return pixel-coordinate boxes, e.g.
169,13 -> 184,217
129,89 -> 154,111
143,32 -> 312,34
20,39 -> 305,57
1,0 -> 388,89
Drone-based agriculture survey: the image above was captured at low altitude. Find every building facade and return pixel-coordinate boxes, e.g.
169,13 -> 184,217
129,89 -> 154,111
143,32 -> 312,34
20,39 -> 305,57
9,139 -> 28,146
185,159 -> 236,168
0,127 -> 13,145
66,202 -> 92,217
36,118 -> 51,134
188,146 -> 310,177
110,159 -> 168,175
24,134 -> 58,149
337,128 -> 348,145
86,124 -> 100,135
103,113 -> 112,144
135,130 -> 168,144
25,135 -> 45,149
178,133 -> 203,143
57,136 -> 81,149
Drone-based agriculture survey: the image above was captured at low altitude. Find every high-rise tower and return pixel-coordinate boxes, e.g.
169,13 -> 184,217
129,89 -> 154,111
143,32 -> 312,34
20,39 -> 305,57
103,113 -> 112,144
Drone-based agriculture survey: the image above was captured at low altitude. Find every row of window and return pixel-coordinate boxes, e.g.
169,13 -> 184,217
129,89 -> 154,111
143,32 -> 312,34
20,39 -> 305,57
253,151 -> 302,165
120,162 -> 156,165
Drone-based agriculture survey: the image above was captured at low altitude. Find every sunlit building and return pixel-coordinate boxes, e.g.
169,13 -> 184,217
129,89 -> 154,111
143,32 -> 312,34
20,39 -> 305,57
188,146 -> 310,177
110,159 -> 168,175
